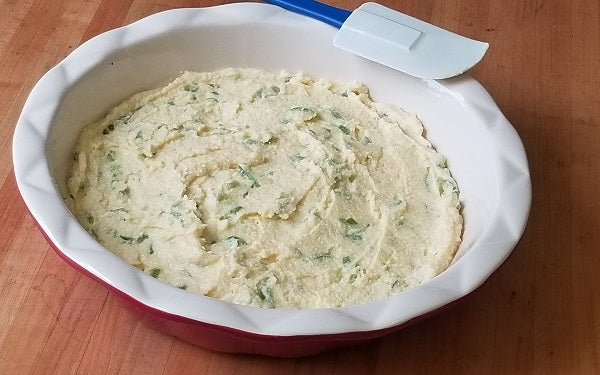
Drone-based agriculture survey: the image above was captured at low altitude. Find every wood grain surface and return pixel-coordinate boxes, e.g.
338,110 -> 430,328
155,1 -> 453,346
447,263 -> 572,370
1,0 -> 599,373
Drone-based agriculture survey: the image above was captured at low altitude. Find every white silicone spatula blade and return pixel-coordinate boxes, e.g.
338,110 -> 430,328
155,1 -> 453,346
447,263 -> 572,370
263,0 -> 489,79
333,2 -> 489,79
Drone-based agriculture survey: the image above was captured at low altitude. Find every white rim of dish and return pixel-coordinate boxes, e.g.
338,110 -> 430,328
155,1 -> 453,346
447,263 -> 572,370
12,3 -> 531,337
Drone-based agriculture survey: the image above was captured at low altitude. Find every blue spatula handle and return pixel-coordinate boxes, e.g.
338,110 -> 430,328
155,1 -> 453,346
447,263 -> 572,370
263,0 -> 351,28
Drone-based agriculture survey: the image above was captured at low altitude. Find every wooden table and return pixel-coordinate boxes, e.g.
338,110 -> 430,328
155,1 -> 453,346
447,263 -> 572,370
1,0 -> 599,373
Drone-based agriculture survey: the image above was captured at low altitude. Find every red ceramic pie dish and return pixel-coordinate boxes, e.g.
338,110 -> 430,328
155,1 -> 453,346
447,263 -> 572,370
12,3 -> 530,357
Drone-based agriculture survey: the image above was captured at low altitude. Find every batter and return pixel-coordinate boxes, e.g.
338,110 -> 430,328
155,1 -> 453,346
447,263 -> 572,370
66,68 -> 462,309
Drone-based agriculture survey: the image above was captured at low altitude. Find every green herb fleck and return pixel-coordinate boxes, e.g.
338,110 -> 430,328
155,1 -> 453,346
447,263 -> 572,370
136,234 -> 148,243
339,217 -> 365,241
102,123 -> 115,135
333,186 -> 352,200
169,124 -> 184,133
119,114 -> 131,124
311,252 -> 331,261
184,83 -> 199,92
290,154 -> 305,162
109,165 -> 121,179
342,256 -> 351,265
344,233 -> 363,241
149,268 -> 161,278
226,236 -> 247,247
242,137 -> 258,146
263,135 -> 278,144
338,124 -> 350,135
255,277 -> 274,308
329,109 -> 342,119
119,235 -> 135,243
178,284 -> 188,290
276,193 -> 292,214
339,217 -> 358,226
106,150 -> 116,161
289,106 -> 317,120
436,178 -> 458,196
228,206 -> 243,215
216,191 -> 227,202
290,106 -> 314,113
237,164 -> 260,188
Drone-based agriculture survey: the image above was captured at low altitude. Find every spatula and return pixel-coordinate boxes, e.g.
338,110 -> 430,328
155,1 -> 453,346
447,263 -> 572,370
263,0 -> 489,79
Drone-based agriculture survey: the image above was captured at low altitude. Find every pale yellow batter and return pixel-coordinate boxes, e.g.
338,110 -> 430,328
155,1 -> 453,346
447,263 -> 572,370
66,68 -> 462,309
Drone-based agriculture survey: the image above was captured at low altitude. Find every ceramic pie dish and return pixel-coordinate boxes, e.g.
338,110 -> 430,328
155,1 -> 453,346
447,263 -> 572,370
11,3 -> 531,357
